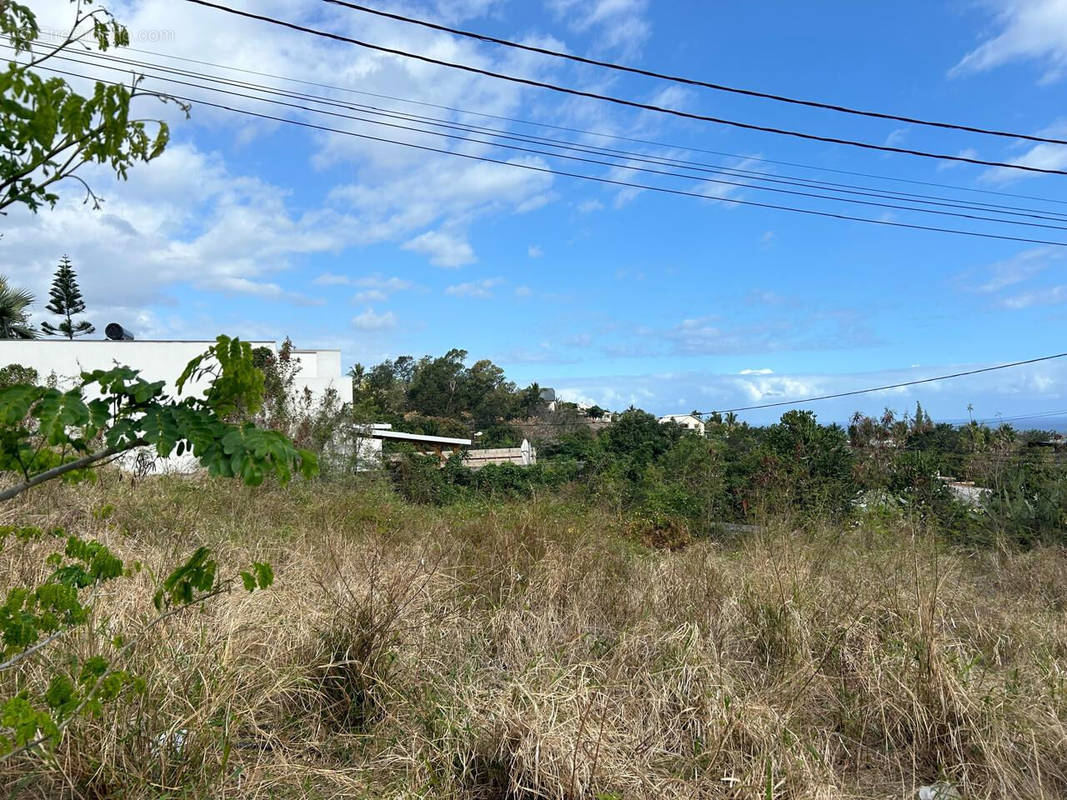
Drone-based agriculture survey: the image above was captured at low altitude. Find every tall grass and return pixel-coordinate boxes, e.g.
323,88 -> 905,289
3,473 -> 1066,798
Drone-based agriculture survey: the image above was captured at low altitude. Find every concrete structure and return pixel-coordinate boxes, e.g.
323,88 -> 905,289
347,424 -> 472,469
937,475 -> 992,507
0,339 -> 352,404
464,439 -> 536,470
659,414 -> 706,436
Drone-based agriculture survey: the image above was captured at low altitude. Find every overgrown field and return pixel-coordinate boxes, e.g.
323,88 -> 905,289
4,474 -> 1067,799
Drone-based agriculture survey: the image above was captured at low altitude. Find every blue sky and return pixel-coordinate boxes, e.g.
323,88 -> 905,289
6,0 -> 1067,424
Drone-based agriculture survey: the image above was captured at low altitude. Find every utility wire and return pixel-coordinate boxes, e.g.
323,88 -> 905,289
322,0 -> 1067,148
37,61 -> 1067,249
26,42 -> 1067,224
700,352 -> 1067,415
36,36 -> 1067,207
976,408 -> 1067,425
37,62 -> 1067,248
37,51 -> 1067,232
180,0 -> 1067,177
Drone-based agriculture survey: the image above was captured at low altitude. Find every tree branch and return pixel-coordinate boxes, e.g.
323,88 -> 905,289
0,125 -> 104,199
0,587 -> 100,672
0,581 -> 234,763
0,439 -> 146,503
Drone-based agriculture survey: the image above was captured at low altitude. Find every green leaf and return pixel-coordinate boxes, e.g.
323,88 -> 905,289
252,562 -> 274,590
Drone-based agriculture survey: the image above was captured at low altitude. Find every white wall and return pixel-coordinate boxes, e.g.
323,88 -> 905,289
0,340 -> 353,404
0,339 -> 354,476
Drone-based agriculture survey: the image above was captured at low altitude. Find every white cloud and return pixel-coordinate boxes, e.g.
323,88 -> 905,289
884,127 -> 909,147
599,306 -> 876,358
402,229 -> 477,267
445,277 -> 504,298
936,148 -> 980,170
0,0 -> 569,332
733,375 -> 821,403
313,272 -> 355,286
0,143 -> 356,321
352,308 -> 397,330
546,0 -> 651,56
951,0 -> 1067,82
978,121 -> 1067,182
692,155 -> 766,206
528,244 -> 544,258
354,289 -> 387,302
356,275 -> 416,291
201,276 -> 322,306
314,274 -> 417,306
739,368 -> 774,375
973,247 -> 1058,291
514,285 -> 533,297
542,357 -> 1067,423
1001,284 -> 1067,308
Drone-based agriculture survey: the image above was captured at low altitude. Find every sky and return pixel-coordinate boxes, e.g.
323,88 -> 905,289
4,0 -> 1067,425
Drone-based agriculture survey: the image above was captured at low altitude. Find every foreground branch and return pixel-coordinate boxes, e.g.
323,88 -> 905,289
0,439 -> 146,503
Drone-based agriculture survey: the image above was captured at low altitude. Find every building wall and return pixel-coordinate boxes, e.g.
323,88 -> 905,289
0,340 -> 353,404
658,415 -> 706,437
0,340 -> 354,476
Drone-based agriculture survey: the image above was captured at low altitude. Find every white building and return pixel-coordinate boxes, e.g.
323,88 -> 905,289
658,414 -> 706,436
0,339 -> 352,405
0,338 -> 353,475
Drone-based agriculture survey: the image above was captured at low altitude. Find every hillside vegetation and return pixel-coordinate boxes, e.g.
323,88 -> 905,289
3,474 -> 1066,799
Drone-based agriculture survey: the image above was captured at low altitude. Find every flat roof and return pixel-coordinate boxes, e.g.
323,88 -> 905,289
364,429 -> 471,446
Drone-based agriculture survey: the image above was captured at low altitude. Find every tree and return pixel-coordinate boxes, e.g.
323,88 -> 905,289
40,256 -> 94,339
0,277 -> 37,339
0,1 -> 181,215
601,408 -> 681,467
516,383 -> 545,419
586,404 -> 607,420
0,335 -> 313,761
407,349 -> 468,417
910,401 -> 932,434
754,410 -> 855,516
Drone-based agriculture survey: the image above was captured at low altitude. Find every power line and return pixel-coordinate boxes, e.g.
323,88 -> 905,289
321,0 -> 1067,149
40,36 -> 1067,208
699,352 -> 1067,415
35,53 -> 1067,233
976,408 -> 1067,425
27,42 -> 1067,225
37,61 -> 1067,246
180,0 -> 1067,177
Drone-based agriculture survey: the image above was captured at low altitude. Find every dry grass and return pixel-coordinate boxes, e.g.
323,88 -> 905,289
2,473 -> 1066,798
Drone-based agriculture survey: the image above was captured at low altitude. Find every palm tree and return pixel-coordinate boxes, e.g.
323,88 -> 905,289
0,276 -> 38,339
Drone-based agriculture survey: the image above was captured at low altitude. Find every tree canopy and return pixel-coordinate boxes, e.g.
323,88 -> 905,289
41,256 -> 94,339
0,277 -> 36,340
0,0 -> 180,215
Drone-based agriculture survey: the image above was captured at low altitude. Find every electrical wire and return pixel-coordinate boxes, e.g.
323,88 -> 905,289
180,0 -> 1067,177
321,0 -> 1067,148
32,55 -> 1067,236
29,35 -> 1067,208
35,62 -> 1067,247
22,42 -> 1067,225
976,408 -> 1067,425
698,352 -> 1067,415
